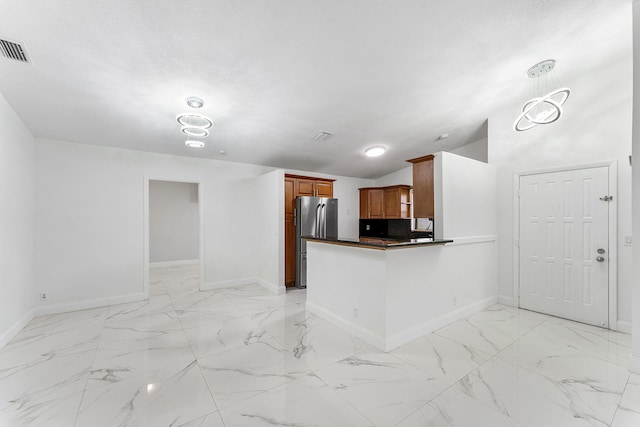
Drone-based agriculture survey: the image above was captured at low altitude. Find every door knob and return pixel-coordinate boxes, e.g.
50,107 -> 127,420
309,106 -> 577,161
596,256 -> 605,262
597,248 -> 605,254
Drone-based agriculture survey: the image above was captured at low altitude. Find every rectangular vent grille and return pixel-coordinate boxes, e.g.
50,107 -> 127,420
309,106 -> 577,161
311,131 -> 334,142
0,39 -> 29,63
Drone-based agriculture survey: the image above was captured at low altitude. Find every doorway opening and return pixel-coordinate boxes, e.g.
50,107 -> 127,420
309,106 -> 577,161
144,178 -> 204,298
514,162 -> 618,329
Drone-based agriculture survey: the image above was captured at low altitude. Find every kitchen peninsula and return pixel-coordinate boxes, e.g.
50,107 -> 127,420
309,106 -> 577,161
303,236 -> 452,249
304,152 -> 498,351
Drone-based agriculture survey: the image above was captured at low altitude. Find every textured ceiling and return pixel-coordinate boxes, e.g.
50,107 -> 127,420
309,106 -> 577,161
0,0 -> 631,178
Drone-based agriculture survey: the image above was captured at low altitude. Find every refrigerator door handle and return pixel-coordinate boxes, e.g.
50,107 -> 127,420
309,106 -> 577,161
315,203 -> 322,237
321,204 -> 327,238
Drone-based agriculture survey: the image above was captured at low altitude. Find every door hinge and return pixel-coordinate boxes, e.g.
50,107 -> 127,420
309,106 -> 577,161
599,195 -> 613,201
515,239 -> 520,248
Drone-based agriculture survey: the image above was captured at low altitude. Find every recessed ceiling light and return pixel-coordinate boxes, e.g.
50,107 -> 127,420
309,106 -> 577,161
365,146 -> 386,157
438,133 -> 449,140
186,97 -> 204,108
185,140 -> 205,148
218,150 -> 227,155
176,113 -> 213,129
181,127 -> 209,137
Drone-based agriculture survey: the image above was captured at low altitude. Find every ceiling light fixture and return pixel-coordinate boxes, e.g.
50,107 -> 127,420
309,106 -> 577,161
185,139 -> 205,148
181,127 -> 209,138
176,113 -> 213,129
365,146 -> 386,157
186,97 -> 204,108
514,59 -> 571,132
177,98 -> 211,149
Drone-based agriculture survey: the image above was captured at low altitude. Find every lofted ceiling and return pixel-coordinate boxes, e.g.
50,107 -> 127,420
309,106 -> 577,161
0,0 -> 631,179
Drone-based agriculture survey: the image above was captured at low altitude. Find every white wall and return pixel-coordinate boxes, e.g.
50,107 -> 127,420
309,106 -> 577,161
631,0 -> 640,373
149,181 -> 199,263
253,169 -> 285,293
332,176 -> 375,238
374,166 -> 412,187
373,138 -> 488,189
434,152 -> 497,240
35,139 -> 273,309
0,91 -> 36,347
450,138 -> 488,163
488,24 -> 633,325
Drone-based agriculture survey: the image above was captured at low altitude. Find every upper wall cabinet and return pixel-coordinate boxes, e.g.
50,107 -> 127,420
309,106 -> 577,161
384,186 -> 411,219
407,155 -> 434,218
359,185 -> 411,219
293,176 -> 334,198
360,188 -> 385,218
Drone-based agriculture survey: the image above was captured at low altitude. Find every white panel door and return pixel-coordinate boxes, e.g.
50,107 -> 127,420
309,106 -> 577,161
519,167 -> 609,327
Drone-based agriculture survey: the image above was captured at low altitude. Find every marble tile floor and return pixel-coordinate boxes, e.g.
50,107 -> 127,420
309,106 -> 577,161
0,264 -> 637,426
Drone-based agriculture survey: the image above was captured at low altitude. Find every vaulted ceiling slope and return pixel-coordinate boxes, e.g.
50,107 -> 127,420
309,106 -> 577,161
0,0 -> 631,178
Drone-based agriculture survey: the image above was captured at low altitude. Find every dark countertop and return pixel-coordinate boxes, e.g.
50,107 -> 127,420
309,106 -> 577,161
303,236 -> 453,250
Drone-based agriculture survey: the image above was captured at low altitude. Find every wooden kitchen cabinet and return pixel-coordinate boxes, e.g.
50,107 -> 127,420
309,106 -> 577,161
284,176 -> 297,286
315,181 -> 333,197
296,179 -> 315,196
407,155 -> 434,218
284,174 -> 335,287
384,185 -> 411,219
294,176 -> 333,197
359,185 -> 411,219
360,188 -> 385,218
284,215 -> 296,285
284,177 -> 295,215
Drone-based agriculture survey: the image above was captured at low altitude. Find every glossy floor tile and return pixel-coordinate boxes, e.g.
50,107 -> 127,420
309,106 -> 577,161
396,387 -> 519,427
198,338 -> 310,410
0,263 -> 635,426
315,351 -> 450,427
611,374 -> 640,427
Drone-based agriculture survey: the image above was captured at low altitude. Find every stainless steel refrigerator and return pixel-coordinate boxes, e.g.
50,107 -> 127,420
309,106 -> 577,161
295,196 -> 338,288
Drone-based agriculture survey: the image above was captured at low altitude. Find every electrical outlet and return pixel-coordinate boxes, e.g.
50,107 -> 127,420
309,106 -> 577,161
452,295 -> 457,306
353,307 -> 359,319
40,293 -> 47,301
624,235 -> 632,246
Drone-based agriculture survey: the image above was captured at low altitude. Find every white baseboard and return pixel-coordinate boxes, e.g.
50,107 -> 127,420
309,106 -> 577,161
616,320 -> 632,334
149,259 -> 199,267
386,296 -> 497,351
34,292 -> 146,317
202,277 -> 256,291
630,355 -> 640,374
254,278 -> 286,295
1,291 -> 147,350
446,235 -> 497,246
0,308 -> 35,350
202,277 -> 284,295
306,301 -> 387,351
307,295 -> 497,352
497,295 -> 515,307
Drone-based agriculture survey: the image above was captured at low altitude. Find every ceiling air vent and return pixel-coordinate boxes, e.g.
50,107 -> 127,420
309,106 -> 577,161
0,39 -> 29,63
311,131 -> 334,142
